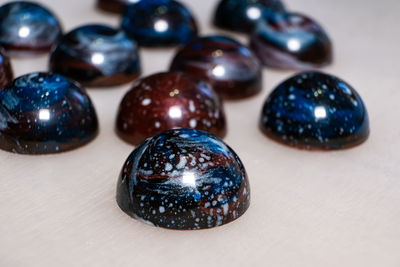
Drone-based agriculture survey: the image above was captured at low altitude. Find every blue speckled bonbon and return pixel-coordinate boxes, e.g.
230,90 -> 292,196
117,129 -> 250,230
260,72 -> 369,150
0,1 -> 62,56
121,0 -> 198,47
50,24 -> 141,87
250,12 -> 332,70
0,72 -> 99,154
214,0 -> 285,33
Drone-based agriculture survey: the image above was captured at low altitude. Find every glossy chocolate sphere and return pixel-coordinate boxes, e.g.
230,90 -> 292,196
170,35 -> 262,99
49,24 -> 141,87
214,0 -> 285,32
116,72 -> 227,145
121,0 -> 198,47
250,12 -> 332,70
260,71 -> 369,150
0,72 -> 99,154
117,128 -> 251,229
0,1 -> 62,56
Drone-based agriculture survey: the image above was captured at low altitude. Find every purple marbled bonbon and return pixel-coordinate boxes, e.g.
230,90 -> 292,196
170,35 -> 262,99
49,24 -> 140,87
250,12 -> 332,70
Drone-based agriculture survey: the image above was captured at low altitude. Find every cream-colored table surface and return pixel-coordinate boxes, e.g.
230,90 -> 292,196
1,0 -> 399,266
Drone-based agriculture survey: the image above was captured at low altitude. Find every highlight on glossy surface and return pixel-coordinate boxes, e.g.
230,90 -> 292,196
260,71 -> 369,150
214,0 -> 285,33
49,24 -> 140,87
250,12 -> 332,70
121,0 -> 198,47
97,0 -> 138,14
0,47 -> 13,88
116,72 -> 227,146
0,72 -> 99,154
170,35 -> 262,99
0,1 -> 62,56
117,128 -> 251,230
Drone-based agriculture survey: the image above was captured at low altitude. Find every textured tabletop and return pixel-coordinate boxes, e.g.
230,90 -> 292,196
1,0 -> 400,266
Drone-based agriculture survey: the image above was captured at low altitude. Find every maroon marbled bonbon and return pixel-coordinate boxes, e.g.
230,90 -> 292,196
116,72 -> 227,145
170,35 -> 262,100
249,12 -> 332,70
97,0 -> 130,13
0,47 -> 13,88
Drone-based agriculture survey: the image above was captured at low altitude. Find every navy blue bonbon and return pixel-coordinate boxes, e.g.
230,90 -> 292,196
121,0 -> 198,47
213,0 -> 285,33
260,72 -> 369,150
117,129 -> 250,229
0,72 -> 99,154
